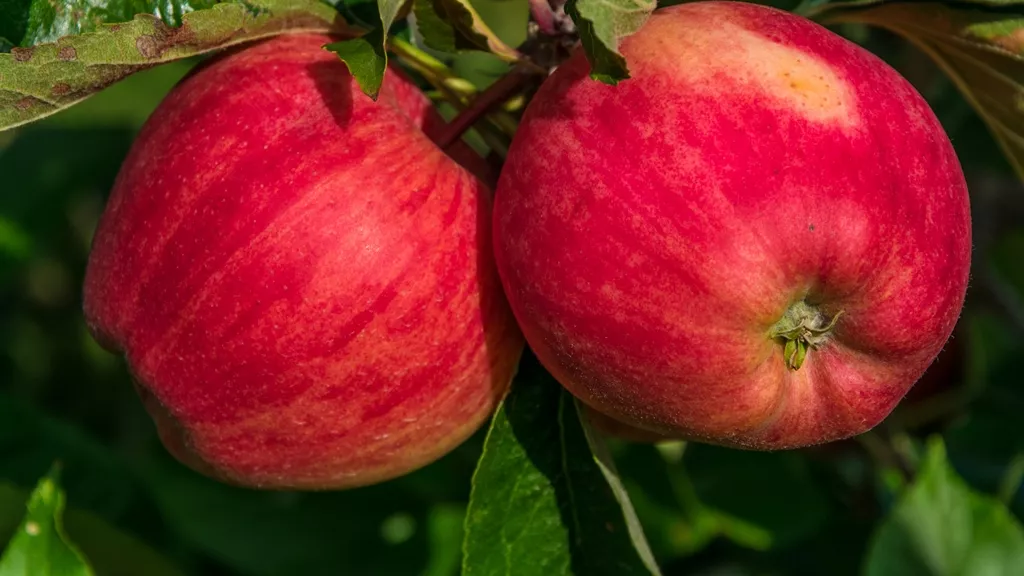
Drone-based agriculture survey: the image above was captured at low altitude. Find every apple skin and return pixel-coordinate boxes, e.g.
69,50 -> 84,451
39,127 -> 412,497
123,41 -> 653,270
83,34 -> 524,489
493,2 -> 971,450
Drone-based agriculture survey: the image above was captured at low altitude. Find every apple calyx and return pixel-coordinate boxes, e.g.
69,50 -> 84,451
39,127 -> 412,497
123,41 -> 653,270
768,301 -> 844,371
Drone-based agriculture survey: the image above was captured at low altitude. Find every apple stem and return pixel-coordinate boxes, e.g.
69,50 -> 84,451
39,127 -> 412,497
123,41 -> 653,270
434,64 -> 540,151
768,301 -> 844,371
388,38 -> 520,151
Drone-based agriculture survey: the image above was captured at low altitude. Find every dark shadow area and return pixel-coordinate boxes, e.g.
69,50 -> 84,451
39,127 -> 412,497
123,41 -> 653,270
472,169 -> 523,409
306,57 -> 356,130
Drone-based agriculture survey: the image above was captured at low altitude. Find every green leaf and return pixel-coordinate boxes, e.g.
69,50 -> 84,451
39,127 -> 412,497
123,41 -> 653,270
815,2 -> 1024,181
0,466 -> 93,576
564,0 -> 654,85
864,437 -> 1024,575
462,354 -> 661,576
412,0 -> 518,60
0,483 -> 186,576
326,0 -> 404,98
0,0 -> 345,132
325,27 -> 386,97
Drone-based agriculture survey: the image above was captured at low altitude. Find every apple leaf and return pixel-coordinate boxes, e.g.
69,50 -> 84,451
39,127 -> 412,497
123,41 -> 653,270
325,27 -> 387,97
412,0 -> 519,61
0,0 -> 346,132
0,482 -> 185,576
813,2 -> 1024,180
564,0 -> 654,85
325,0 -> 405,99
864,437 -> 1024,575
0,466 -> 93,576
462,353 -> 661,576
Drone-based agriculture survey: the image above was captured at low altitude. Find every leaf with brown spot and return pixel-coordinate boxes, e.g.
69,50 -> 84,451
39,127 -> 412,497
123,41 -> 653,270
0,0 -> 221,48
0,0 -> 349,132
810,1 -> 1024,181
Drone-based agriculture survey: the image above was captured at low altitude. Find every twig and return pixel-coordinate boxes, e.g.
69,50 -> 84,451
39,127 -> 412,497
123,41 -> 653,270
388,36 -> 521,144
388,37 -> 475,106
435,64 -> 540,150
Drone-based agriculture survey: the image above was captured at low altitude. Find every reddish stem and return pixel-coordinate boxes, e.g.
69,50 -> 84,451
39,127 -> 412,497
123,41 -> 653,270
435,64 -> 538,151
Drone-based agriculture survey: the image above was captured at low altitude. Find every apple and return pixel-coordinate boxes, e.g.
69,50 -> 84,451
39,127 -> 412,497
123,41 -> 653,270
83,33 -> 523,489
493,2 -> 971,449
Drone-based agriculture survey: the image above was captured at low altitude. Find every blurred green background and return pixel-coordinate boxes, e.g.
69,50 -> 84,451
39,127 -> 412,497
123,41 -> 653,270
3,2 -> 1024,574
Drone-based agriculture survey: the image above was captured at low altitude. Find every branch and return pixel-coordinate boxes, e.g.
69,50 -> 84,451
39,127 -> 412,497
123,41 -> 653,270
435,64 -> 540,150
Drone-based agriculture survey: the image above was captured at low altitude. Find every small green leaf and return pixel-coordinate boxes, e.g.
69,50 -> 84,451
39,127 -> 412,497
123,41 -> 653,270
0,482 -> 185,576
0,0 -> 345,132
0,466 -> 93,576
325,28 -> 387,98
326,0 -> 406,99
564,0 -> 654,85
864,437 -> 1024,575
815,2 -> 1024,181
462,354 -> 661,576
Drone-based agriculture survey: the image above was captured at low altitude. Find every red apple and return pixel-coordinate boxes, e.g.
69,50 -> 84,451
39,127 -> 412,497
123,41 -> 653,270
83,34 -> 523,489
493,2 -> 971,449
